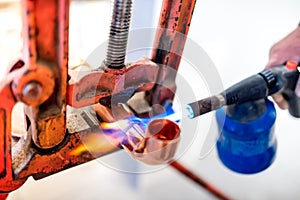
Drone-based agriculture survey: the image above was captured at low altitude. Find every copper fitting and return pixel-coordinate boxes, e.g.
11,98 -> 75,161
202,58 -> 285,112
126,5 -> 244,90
122,119 -> 180,165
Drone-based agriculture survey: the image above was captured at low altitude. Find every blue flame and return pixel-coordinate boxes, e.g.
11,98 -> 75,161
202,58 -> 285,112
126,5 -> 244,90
126,105 -> 181,126
102,105 -> 181,135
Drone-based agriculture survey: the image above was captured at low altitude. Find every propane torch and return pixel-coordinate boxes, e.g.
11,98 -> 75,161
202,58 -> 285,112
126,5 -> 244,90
187,60 -> 300,119
187,60 -> 300,174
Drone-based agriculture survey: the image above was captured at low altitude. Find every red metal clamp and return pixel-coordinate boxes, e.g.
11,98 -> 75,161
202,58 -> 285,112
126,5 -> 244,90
0,1 -> 232,200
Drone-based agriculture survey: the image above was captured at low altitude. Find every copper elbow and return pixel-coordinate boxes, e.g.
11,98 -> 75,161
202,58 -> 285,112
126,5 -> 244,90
121,119 -> 180,165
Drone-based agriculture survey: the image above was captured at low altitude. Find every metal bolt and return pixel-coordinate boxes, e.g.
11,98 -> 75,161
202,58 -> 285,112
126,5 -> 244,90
22,82 -> 42,100
105,0 -> 133,69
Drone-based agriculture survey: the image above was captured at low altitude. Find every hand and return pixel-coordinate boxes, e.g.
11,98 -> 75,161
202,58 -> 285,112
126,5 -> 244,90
265,26 -> 300,109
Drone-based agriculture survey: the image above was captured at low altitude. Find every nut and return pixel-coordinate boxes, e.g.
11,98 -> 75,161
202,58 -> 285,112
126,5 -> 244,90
22,82 -> 42,100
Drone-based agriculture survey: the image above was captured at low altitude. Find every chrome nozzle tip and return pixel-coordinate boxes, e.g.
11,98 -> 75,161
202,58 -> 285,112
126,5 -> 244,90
186,105 -> 195,119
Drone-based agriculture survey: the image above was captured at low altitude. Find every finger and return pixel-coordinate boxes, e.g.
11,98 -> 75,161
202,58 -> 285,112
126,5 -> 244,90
272,93 -> 289,109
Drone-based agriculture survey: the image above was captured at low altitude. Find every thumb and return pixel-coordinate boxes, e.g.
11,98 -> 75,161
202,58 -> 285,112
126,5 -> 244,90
265,56 -> 283,69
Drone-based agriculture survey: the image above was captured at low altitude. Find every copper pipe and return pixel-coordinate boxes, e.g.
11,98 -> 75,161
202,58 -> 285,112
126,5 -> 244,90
150,0 -> 197,106
170,160 -> 232,200
152,0 -> 196,68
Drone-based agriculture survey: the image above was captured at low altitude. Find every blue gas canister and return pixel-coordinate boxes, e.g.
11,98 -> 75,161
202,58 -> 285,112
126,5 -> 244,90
215,98 -> 277,174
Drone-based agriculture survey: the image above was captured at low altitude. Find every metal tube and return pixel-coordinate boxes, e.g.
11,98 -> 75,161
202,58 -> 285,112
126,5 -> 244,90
150,0 -> 197,106
170,160 -> 232,200
152,0 -> 197,68
187,94 -> 226,118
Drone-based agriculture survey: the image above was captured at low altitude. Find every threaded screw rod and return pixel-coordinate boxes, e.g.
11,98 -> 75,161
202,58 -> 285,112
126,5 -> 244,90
105,0 -> 133,69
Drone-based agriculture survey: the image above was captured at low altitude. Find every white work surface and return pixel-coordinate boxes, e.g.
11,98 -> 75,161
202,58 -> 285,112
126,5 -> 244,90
1,0 -> 300,199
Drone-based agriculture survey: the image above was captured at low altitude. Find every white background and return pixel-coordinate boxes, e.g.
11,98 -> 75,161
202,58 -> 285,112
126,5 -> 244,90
1,0 -> 300,199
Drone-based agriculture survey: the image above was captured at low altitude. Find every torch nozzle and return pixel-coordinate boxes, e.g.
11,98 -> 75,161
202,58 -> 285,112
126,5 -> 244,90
187,94 -> 226,118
